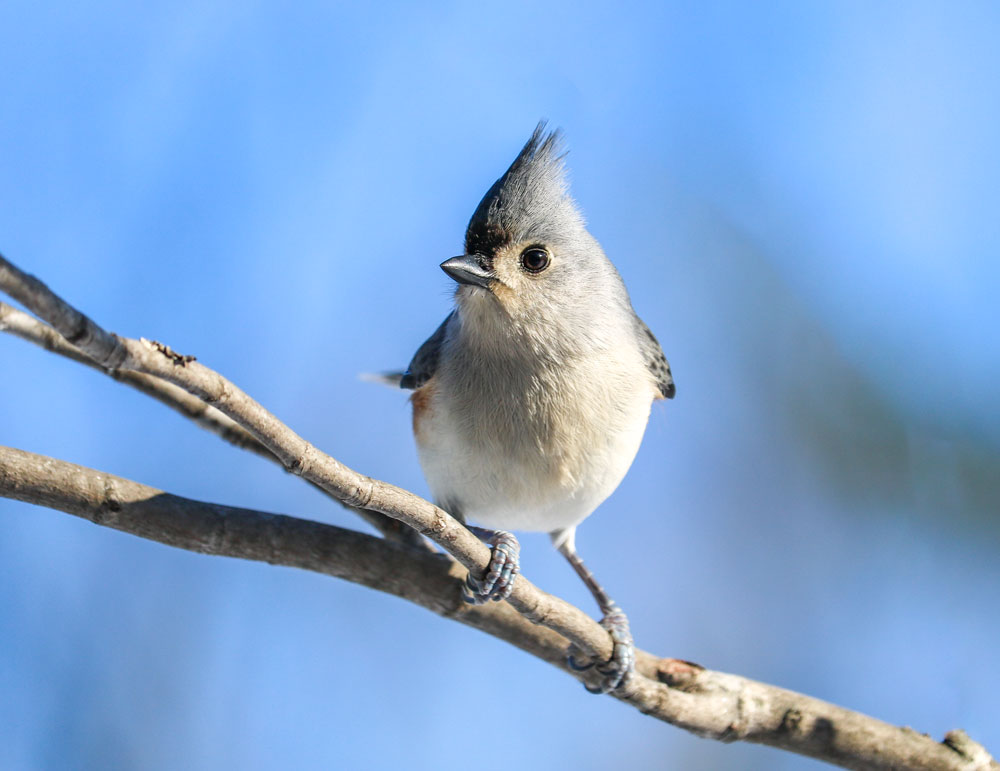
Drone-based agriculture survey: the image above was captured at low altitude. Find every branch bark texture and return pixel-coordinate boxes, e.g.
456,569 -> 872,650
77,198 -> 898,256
0,300 -> 426,549
1,254 -> 995,771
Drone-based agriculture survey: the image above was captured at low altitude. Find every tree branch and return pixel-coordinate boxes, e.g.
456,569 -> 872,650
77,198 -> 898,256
0,254 -> 617,665
0,444 -> 565,662
3,445 -> 995,771
1,254 -> 995,770
0,300 -> 427,549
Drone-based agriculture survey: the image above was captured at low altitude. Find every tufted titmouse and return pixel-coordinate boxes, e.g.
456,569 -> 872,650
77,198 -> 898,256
396,124 -> 674,692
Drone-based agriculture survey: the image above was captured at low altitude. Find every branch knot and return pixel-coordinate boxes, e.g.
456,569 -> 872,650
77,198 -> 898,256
143,338 -> 196,366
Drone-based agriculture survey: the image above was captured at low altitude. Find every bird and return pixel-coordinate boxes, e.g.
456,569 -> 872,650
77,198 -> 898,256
395,124 -> 674,693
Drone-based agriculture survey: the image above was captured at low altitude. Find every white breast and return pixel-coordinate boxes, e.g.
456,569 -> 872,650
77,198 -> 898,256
414,344 -> 657,534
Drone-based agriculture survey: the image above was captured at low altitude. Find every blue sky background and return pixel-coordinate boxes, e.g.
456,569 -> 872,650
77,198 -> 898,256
2,2 -> 998,769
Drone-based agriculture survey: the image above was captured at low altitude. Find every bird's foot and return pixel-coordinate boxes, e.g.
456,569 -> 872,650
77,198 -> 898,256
462,529 -> 520,604
567,604 -> 635,694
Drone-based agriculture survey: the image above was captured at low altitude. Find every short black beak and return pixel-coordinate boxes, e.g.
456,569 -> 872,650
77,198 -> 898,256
440,254 -> 494,288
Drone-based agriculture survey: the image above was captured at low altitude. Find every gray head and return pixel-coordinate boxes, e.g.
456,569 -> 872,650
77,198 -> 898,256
440,124 -> 633,350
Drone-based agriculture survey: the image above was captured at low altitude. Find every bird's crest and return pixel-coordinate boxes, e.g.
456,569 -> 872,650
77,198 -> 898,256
465,122 -> 582,255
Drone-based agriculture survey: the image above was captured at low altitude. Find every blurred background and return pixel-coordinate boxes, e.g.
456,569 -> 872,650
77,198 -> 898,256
1,1 -> 998,769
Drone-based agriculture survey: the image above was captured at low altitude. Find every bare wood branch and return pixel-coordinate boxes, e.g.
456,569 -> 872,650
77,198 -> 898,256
0,299 -> 427,549
2,444 -> 995,771
0,254 -> 618,666
0,444 -> 562,661
1,254 -> 995,770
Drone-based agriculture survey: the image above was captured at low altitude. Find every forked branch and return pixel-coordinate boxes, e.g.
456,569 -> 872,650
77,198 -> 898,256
1,253 -> 995,771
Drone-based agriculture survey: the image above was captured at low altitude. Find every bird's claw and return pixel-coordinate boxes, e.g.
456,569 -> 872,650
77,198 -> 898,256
462,530 -> 520,604
568,604 -> 635,694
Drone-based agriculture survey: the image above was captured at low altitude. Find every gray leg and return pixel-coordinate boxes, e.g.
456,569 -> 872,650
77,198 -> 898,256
462,526 -> 520,604
553,529 -> 634,693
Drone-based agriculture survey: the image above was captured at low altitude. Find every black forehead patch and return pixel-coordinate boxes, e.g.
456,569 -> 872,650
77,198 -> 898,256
465,220 -> 512,257
463,123 -> 569,257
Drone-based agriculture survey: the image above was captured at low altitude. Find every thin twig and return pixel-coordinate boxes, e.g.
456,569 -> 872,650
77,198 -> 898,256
0,299 -> 428,549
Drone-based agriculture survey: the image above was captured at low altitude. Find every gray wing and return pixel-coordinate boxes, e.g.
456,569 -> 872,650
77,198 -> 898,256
636,317 -> 675,399
399,312 -> 454,390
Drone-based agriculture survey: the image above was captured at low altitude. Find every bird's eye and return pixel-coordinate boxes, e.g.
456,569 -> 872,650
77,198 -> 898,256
520,246 -> 550,274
